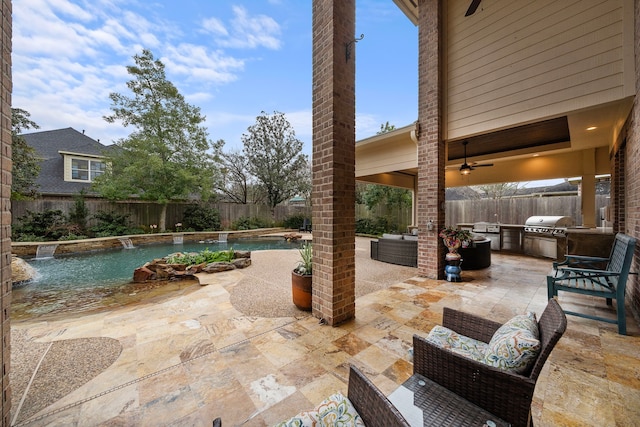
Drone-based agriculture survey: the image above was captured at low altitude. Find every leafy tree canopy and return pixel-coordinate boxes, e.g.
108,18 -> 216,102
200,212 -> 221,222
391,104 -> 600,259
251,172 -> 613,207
11,108 -> 41,200
94,48 -> 220,230
241,111 -> 309,210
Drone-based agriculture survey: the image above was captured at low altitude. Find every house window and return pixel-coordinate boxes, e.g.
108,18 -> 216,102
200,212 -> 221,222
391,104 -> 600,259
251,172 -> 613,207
71,158 -> 105,182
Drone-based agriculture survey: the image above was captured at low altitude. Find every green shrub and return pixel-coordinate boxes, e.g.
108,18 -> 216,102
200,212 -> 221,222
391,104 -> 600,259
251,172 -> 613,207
181,204 -> 221,231
13,209 -> 68,241
13,233 -> 46,242
355,217 -> 399,236
231,216 -> 273,230
90,211 -> 140,237
68,191 -> 89,233
58,233 -> 88,241
282,214 -> 308,230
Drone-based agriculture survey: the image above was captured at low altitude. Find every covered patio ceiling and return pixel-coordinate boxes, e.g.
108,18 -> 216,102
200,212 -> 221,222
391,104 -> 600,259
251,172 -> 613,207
356,98 -> 633,188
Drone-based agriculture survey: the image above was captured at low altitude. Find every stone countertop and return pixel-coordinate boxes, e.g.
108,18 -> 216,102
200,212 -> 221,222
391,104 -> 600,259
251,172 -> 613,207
565,227 -> 614,235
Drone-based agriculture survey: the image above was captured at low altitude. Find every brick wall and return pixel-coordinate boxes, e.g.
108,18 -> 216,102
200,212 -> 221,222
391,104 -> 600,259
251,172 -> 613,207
0,0 -> 10,424
416,0 -> 446,279
311,0 -> 356,325
623,0 -> 640,318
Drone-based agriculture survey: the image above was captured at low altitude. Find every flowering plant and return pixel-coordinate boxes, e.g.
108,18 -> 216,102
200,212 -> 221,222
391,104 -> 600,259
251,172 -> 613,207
439,227 -> 472,251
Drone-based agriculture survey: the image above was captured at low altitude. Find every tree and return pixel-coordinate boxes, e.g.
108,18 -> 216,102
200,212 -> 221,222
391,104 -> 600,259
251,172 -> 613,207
471,183 -> 524,199
242,111 -> 309,210
11,108 -> 40,199
377,121 -> 396,134
94,49 -> 219,231
217,148 -> 253,204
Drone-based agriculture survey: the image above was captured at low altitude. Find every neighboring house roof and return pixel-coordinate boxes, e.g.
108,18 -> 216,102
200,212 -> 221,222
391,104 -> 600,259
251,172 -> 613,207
22,127 -> 112,196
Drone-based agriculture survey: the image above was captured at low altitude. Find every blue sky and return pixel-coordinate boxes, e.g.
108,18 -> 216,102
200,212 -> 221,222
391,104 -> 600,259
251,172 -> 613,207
13,0 -> 419,156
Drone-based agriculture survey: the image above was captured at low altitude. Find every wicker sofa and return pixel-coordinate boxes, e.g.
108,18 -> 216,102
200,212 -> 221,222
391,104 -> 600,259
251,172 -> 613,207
370,234 -> 417,267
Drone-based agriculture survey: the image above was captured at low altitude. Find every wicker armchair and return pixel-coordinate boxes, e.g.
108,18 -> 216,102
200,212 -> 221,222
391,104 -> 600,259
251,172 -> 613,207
348,365 -> 410,427
413,299 -> 567,427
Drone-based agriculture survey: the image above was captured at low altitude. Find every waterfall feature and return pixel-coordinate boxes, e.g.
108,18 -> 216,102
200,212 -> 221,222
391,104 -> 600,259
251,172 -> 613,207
35,244 -> 59,259
173,234 -> 184,244
118,238 -> 135,249
218,232 -> 228,243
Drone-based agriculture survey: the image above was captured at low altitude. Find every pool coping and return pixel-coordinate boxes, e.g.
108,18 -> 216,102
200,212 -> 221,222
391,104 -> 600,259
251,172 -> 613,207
11,228 -> 289,257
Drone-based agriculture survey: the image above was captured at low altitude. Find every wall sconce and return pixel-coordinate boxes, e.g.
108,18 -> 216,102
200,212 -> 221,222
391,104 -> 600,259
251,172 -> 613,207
345,34 -> 364,62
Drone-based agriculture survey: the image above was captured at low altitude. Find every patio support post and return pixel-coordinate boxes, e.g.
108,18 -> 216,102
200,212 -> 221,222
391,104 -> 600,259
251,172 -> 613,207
581,149 -> 597,228
416,0 -> 446,279
0,0 -> 10,423
311,0 -> 356,325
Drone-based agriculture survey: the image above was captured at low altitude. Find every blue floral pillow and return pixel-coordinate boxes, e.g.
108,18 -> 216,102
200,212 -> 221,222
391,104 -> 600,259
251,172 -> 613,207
484,312 -> 540,374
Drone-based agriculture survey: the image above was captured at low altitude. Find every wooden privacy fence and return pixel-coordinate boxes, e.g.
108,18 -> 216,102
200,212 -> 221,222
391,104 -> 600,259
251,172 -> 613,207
11,198 -> 311,229
11,194 -> 609,230
445,195 -> 610,226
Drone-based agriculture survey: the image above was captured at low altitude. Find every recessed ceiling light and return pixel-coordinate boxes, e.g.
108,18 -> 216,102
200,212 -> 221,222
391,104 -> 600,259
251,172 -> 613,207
586,126 -> 597,131
532,153 -> 539,157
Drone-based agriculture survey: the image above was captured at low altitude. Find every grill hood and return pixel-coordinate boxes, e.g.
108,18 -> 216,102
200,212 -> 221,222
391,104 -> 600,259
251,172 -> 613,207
525,216 -> 575,228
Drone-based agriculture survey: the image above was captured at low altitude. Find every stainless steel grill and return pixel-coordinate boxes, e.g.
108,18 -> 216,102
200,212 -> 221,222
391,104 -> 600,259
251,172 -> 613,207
524,215 -> 575,236
524,216 -> 574,259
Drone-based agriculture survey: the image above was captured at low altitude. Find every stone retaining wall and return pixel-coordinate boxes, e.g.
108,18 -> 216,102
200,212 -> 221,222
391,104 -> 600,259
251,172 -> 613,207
11,228 -> 285,257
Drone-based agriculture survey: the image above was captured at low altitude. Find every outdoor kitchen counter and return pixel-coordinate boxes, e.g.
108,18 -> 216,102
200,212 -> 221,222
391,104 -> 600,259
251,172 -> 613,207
458,223 -> 524,252
565,227 -> 615,258
498,224 -> 525,252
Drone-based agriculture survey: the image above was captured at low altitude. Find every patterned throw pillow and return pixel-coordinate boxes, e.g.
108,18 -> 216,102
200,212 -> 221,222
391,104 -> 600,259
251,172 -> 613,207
274,392 -> 364,427
484,312 -> 540,374
273,409 -> 318,427
426,325 -> 489,363
316,392 -> 365,427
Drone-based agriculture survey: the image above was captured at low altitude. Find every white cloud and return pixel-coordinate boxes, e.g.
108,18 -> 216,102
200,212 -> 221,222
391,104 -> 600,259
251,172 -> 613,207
201,17 -> 228,36
162,44 -> 245,85
212,6 -> 282,50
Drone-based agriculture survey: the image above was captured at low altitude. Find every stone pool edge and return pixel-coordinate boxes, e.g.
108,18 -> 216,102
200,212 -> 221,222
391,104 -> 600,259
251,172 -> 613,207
11,228 -> 289,257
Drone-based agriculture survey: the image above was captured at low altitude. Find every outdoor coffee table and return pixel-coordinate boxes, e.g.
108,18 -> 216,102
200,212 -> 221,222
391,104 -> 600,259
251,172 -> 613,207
388,373 -> 511,426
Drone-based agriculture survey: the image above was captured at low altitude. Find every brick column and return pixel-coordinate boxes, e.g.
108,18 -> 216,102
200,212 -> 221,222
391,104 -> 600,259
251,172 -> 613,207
0,1 -> 10,424
416,0 -> 445,279
311,0 -> 356,325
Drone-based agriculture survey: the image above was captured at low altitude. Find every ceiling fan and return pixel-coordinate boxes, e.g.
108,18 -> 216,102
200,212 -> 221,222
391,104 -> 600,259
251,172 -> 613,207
465,0 -> 482,16
460,140 -> 493,175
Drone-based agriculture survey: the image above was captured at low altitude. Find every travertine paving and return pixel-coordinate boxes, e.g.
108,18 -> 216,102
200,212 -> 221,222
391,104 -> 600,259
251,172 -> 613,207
10,237 -> 640,426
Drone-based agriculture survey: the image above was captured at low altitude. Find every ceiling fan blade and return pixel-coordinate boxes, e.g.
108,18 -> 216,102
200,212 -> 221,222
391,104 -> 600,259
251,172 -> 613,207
465,0 -> 482,16
473,163 -> 494,167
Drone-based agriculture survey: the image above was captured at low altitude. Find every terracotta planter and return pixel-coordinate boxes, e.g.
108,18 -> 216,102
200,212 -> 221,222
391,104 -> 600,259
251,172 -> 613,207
291,270 -> 312,311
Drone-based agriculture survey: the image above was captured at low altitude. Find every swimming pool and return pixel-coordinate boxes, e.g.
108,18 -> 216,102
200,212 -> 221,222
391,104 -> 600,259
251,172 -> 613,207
13,238 -> 302,319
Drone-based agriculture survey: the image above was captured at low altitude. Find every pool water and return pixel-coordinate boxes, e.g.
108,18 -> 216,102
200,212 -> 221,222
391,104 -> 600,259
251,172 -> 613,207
12,238 -> 302,320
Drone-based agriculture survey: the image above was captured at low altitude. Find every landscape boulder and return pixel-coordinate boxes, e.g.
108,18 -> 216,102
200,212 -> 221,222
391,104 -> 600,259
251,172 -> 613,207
11,255 -> 37,286
133,250 -> 252,282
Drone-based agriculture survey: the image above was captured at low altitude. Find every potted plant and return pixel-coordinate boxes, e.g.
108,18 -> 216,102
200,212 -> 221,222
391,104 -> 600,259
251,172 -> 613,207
439,226 -> 473,282
438,226 -> 473,254
292,241 -> 313,311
